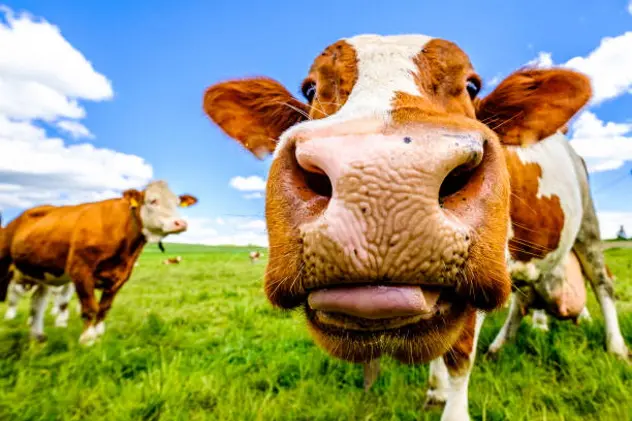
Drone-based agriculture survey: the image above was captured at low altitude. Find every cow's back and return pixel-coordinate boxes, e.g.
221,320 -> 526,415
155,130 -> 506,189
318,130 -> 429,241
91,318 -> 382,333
9,199 -> 131,284
504,132 -> 583,281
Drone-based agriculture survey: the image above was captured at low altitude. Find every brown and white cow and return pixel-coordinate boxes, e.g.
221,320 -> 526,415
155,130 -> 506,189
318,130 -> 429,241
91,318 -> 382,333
0,180 -> 198,345
162,256 -> 183,265
202,34 -> 628,420
249,251 -> 261,263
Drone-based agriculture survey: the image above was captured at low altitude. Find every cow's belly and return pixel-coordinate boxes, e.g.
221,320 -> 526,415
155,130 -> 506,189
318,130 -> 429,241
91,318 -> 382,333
10,264 -> 72,287
505,133 -> 583,283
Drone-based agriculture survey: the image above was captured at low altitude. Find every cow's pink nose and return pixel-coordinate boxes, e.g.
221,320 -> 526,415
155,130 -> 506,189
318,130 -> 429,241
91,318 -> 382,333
173,219 -> 187,230
294,129 -> 484,206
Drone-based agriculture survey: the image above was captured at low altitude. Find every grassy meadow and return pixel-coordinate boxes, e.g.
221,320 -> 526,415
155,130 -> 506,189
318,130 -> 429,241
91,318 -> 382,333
0,244 -> 631,421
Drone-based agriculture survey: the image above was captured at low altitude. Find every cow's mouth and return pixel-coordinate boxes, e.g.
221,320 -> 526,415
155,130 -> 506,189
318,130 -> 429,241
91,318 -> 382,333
305,284 -> 458,332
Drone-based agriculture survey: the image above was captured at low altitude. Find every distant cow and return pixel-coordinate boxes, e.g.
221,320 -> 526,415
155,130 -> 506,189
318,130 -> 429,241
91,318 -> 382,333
249,251 -> 261,263
203,33 -> 628,420
162,256 -> 182,265
0,180 -> 198,345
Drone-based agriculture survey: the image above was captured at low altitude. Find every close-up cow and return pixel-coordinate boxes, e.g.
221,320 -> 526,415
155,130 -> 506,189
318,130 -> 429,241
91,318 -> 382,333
203,34 -> 629,420
0,180 -> 198,345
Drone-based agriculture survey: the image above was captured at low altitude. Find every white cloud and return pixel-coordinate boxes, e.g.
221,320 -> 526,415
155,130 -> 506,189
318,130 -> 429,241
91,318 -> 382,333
56,120 -> 93,139
527,32 -> 632,105
0,6 -> 113,102
170,216 -> 268,246
0,7 -> 152,210
568,111 -> 632,173
244,192 -> 264,200
628,0 -> 632,15
486,74 -> 501,89
239,219 -> 266,230
597,211 -> 632,240
229,175 -> 267,192
526,52 -> 554,68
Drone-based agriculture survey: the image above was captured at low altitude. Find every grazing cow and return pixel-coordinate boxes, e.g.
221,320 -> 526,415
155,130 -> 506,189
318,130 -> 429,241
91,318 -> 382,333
162,256 -> 183,265
0,181 -> 198,345
249,251 -> 261,263
202,34 -> 628,420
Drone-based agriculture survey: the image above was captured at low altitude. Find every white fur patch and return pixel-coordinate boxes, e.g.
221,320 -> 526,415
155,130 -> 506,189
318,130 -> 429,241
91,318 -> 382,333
506,132 -> 583,281
274,34 -> 433,159
54,309 -> 69,328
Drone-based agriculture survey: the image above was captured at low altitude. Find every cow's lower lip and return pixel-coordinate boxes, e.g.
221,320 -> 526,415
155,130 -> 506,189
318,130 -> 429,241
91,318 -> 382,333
306,285 -> 450,331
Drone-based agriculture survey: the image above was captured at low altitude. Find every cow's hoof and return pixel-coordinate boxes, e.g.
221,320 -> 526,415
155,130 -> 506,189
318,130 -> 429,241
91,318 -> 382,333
31,333 -> 47,343
79,326 -> 98,346
423,389 -> 447,410
95,322 -> 106,337
484,349 -> 500,361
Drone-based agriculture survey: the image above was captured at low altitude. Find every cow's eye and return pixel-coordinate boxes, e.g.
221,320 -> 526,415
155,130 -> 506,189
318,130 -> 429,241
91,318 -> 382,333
149,199 -> 158,205
466,78 -> 481,99
301,81 -> 317,103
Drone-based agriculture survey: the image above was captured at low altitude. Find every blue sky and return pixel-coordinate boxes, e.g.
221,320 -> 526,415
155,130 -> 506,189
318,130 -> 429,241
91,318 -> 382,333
1,0 -> 631,244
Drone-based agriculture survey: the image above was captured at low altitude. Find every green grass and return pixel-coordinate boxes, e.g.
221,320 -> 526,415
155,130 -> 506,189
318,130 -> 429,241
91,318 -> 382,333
1,244 -> 631,421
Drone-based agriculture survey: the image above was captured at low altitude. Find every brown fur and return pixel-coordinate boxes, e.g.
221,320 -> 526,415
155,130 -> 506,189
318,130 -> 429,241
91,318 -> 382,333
503,150 -> 565,260
304,40 -> 358,119
476,68 -> 591,146
203,78 -> 309,158
443,308 -> 477,375
202,36 -> 591,367
0,197 -> 146,329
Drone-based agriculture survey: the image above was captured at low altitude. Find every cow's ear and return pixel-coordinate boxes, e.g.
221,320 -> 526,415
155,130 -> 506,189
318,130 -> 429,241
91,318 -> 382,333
476,68 -> 591,145
203,77 -> 310,160
123,189 -> 143,208
178,194 -> 198,208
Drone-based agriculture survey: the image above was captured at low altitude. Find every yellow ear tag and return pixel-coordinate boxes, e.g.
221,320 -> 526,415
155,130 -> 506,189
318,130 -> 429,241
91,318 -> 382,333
179,201 -> 189,208
130,198 -> 139,208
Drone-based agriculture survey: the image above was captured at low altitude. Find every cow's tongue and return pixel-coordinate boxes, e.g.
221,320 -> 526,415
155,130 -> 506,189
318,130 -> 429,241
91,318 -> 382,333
307,285 -> 440,320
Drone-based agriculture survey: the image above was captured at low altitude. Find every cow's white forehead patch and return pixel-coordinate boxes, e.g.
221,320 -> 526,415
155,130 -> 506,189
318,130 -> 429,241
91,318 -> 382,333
275,34 -> 434,160
342,34 -> 434,118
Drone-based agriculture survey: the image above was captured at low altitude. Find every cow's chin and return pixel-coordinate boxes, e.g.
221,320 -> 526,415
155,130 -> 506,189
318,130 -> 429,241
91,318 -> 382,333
302,289 -> 470,364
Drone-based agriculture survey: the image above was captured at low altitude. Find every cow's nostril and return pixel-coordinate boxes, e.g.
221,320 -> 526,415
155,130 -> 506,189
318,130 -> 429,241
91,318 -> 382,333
439,164 -> 477,202
304,170 -> 333,198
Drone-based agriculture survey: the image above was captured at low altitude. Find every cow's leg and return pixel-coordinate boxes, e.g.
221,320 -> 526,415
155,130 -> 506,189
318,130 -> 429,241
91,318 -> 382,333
573,241 -> 628,358
94,284 -> 125,337
53,283 -> 75,328
438,311 -> 484,421
488,291 -> 531,354
4,282 -> 25,321
531,309 -> 549,331
73,280 -> 99,346
425,357 -> 450,408
49,287 -> 60,316
572,166 -> 629,358
362,358 -> 380,391
29,284 -> 50,342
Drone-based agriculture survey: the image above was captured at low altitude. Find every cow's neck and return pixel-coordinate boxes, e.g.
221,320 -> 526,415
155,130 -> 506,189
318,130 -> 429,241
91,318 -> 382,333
127,205 -> 148,253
